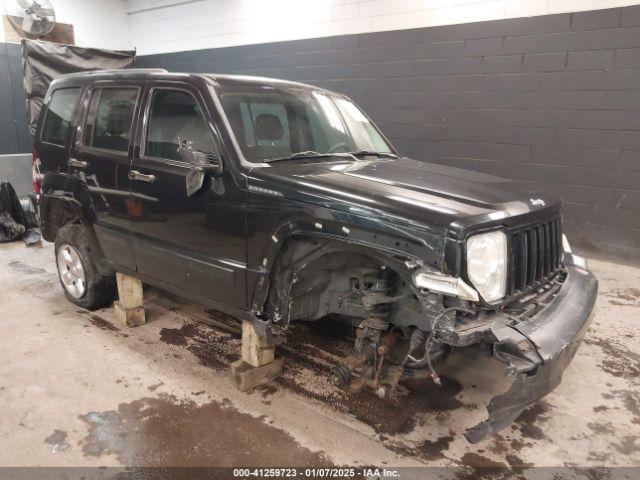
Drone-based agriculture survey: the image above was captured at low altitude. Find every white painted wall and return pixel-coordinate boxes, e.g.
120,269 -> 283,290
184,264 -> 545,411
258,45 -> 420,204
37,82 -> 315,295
2,1 -> 640,54
126,0 -> 640,55
0,0 -> 132,50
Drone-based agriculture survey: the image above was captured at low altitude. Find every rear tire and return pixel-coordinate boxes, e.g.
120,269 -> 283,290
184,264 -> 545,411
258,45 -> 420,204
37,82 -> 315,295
54,224 -> 115,310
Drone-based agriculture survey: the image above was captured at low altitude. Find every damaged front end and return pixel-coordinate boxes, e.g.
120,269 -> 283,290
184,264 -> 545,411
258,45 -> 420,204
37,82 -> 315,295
261,220 -> 598,443
463,252 -> 598,442
323,252 -> 597,443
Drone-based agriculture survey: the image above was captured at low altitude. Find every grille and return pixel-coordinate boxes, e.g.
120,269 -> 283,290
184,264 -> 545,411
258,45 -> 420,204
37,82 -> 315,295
507,216 -> 563,295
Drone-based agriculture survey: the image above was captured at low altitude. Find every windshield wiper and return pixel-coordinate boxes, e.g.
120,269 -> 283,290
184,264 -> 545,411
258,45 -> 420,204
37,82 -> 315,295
264,151 -> 356,163
263,149 -> 397,164
347,150 -> 398,159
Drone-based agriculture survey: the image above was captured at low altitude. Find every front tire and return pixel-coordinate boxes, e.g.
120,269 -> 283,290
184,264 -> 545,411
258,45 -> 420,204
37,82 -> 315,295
54,224 -> 115,309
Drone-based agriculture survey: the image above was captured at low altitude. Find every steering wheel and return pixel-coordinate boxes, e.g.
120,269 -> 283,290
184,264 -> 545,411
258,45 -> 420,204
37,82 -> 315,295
326,142 -> 350,154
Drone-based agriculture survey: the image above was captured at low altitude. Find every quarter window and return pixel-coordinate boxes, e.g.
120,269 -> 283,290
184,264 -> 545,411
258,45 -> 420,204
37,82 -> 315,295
42,88 -> 80,146
145,89 -> 217,161
83,88 -> 138,152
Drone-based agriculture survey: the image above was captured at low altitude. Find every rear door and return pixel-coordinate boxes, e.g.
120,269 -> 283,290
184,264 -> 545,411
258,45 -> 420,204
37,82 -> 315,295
36,87 -> 82,176
128,80 -> 247,307
69,83 -> 142,270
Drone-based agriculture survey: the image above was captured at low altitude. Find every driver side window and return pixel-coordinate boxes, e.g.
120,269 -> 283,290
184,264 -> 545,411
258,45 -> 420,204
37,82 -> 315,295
145,89 -> 217,162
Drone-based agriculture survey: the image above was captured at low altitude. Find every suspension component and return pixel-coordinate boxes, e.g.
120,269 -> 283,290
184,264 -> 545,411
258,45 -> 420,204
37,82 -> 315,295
331,364 -> 352,387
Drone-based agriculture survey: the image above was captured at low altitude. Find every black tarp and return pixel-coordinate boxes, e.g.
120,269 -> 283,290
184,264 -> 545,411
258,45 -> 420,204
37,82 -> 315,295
22,40 -> 135,137
0,181 -> 28,242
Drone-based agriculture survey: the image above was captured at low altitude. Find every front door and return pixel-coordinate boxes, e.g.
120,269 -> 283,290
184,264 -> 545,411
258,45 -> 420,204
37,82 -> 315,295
128,83 -> 246,308
69,84 -> 142,270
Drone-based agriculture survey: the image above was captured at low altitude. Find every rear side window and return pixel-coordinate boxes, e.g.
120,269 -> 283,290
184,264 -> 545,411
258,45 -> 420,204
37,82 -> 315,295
41,88 -> 80,146
83,88 -> 139,152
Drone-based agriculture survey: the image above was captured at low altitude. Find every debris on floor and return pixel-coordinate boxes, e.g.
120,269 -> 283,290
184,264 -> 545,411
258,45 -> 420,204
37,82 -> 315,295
0,181 -> 40,245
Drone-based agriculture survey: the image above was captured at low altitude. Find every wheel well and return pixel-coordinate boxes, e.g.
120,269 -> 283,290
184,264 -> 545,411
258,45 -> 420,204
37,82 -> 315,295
41,196 -> 83,242
46,206 -> 113,278
263,236 -> 434,331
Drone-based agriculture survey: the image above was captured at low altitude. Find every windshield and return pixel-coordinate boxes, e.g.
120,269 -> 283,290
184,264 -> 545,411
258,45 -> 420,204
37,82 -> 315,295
217,84 -> 394,163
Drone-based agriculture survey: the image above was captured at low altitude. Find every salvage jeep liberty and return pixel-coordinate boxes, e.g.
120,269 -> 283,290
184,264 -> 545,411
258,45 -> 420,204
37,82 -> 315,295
34,69 -> 597,442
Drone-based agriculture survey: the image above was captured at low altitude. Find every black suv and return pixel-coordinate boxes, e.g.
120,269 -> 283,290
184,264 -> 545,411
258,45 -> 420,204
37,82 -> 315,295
34,69 -> 597,442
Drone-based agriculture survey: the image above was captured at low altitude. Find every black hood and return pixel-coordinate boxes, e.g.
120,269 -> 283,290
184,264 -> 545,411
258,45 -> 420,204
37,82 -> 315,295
251,157 -> 561,234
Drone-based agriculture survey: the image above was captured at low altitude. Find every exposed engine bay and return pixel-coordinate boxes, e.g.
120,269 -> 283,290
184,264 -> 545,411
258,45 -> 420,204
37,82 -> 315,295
262,238 -> 597,442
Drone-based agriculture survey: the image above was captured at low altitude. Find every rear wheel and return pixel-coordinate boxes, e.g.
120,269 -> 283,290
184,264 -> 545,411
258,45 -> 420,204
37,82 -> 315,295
54,224 -> 115,309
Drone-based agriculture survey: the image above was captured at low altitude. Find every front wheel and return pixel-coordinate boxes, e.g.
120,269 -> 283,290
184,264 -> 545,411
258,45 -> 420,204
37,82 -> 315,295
54,224 -> 115,309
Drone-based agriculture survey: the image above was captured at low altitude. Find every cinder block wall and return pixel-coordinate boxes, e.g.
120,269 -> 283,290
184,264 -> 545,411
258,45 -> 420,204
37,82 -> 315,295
137,6 -> 640,262
0,42 -> 30,155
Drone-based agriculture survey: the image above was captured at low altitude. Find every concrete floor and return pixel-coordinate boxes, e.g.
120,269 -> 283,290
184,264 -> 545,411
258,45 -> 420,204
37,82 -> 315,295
0,241 -> 639,471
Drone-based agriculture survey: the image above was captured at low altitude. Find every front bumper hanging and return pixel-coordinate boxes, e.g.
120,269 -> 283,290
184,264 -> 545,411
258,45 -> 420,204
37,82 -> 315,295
464,253 -> 598,443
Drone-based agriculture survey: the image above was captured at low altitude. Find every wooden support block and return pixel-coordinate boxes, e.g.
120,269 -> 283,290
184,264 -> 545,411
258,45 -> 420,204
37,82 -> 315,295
241,320 -> 275,367
116,272 -> 144,310
114,273 -> 145,327
230,358 -> 283,392
114,301 -> 146,327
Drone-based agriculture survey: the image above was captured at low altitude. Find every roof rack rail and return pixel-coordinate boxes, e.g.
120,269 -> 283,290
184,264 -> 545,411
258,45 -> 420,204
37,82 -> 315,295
64,68 -> 169,77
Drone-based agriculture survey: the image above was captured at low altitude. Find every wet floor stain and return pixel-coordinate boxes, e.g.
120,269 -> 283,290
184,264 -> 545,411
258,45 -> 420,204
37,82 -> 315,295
159,321 -> 240,370
156,314 -> 466,452
588,422 -> 616,435
512,401 -> 551,440
416,432 -> 456,460
605,288 -> 640,307
256,384 -> 278,398
79,395 -> 331,467
455,452 -> 509,480
149,303 -> 625,467
587,450 -> 612,463
612,389 -> 640,425
607,288 -> 640,301
460,452 -> 508,468
585,336 -> 640,382
505,453 -> 533,469
340,378 -> 463,435
611,435 -> 640,455
88,315 -> 120,332
44,429 -> 70,453
159,323 -> 200,346
148,382 -> 164,392
9,260 -> 47,275
508,437 -> 531,452
276,321 -> 464,436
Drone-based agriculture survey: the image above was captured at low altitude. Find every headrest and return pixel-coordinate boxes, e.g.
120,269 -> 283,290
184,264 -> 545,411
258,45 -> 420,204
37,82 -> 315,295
254,113 -> 283,142
106,101 -> 134,135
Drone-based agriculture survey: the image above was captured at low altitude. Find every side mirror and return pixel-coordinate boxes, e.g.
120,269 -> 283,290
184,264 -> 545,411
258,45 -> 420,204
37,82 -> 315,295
201,153 -> 223,177
178,140 -> 223,177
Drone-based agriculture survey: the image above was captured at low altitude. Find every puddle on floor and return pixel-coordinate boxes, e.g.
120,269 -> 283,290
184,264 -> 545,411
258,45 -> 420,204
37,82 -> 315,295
8,260 -> 48,275
79,395 -> 331,467
44,429 -> 71,453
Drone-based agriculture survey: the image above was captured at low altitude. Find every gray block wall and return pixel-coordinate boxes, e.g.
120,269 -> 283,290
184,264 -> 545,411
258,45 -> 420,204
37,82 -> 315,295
137,5 -> 640,262
0,42 -> 31,155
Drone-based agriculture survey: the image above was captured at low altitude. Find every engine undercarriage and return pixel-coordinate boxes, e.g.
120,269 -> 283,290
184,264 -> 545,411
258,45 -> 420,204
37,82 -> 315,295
257,238 -> 586,443
265,242 -> 482,400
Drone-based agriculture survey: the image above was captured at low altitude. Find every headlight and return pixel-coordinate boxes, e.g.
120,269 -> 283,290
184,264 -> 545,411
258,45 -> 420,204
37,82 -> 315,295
466,230 -> 508,303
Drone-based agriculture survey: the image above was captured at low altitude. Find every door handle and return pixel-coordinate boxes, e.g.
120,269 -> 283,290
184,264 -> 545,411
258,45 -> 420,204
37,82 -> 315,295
128,170 -> 156,183
68,158 -> 87,169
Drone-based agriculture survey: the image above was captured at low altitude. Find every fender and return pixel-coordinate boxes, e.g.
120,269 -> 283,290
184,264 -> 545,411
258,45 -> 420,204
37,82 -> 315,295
40,172 -> 96,241
248,201 -> 447,314
39,172 -> 114,276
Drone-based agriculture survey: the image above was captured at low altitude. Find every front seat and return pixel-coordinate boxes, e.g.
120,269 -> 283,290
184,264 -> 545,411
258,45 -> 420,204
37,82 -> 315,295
253,113 -> 290,158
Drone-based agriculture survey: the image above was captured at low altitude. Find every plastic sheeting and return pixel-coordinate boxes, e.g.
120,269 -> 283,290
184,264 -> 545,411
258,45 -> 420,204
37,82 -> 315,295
22,39 -> 135,137
0,181 -> 28,242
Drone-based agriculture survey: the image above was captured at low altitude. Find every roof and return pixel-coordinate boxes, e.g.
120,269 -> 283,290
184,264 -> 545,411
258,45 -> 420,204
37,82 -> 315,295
203,73 -> 323,90
51,68 -> 324,92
